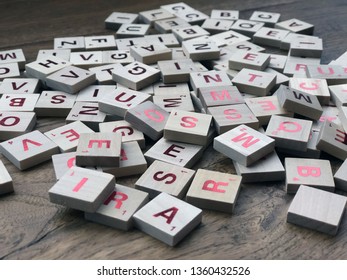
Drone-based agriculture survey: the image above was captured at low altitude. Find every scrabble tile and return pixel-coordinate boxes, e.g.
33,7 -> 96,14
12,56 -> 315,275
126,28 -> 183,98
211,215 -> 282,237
208,104 -> 259,134
54,36 -> 85,51
285,158 -> 334,194
102,50 -> 134,65
46,65 -> 96,94
0,78 -> 40,94
229,51 -> 270,71
140,8 -> 174,26
75,85 -> 117,103
249,11 -> 281,27
210,9 -> 239,21
102,141 -> 147,177
112,62 -> 160,91
289,78 -> 330,105
88,64 -> 119,85
115,37 -> 148,51
268,54 -> 287,72
0,111 -> 36,140
153,82 -> 190,96
209,30 -> 250,48
245,95 -> 292,126
329,84 -> 347,107
290,36 -> 323,58
161,2 -> 195,14
153,93 -> 194,113
124,101 -> 169,141
287,185 -> 346,235
225,41 -> 266,53
133,192 -> 202,246
312,106 -> 340,131
98,88 -> 150,118
233,151 -> 285,183
190,70 -> 232,95
201,19 -> 234,35
105,12 -> 139,30
172,25 -> 210,43
84,35 -> 116,50
182,40 -> 220,61
199,85 -> 244,110
35,91 -> 76,117
45,121 -> 94,153
0,63 -> 20,80
75,132 -> 122,167
266,115 -> 312,151
253,27 -> 290,48
25,55 -> 71,81
276,18 -> 314,35
231,19 -> 264,37
69,51 -> 104,69
85,184 -> 149,231
186,169 -> 241,213
334,159 -> 347,192
130,43 -> 172,64
232,68 -> 276,96
280,33 -> 317,50
135,160 -> 195,199
116,24 -> 150,38
0,159 -> 14,195
174,9 -> 209,25
164,109 -> 212,145
157,58 -> 199,83
214,124 -> 275,166
0,49 -> 26,70
283,56 -> 320,77
36,49 -> 71,61
154,17 -> 191,33
144,137 -> 204,168
277,85 -> 323,120
66,102 -> 106,131
0,130 -> 59,170
144,34 -> 180,48
307,65 -> 347,85
49,166 -> 115,213
0,93 -> 40,112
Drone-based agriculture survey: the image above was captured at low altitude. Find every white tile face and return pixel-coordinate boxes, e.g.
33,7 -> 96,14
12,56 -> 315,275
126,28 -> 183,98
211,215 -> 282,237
45,121 -> 94,153
225,41 -> 266,53
85,184 -> 149,231
115,38 -> 148,51
153,93 -> 194,113
308,65 -> 347,85
174,9 -> 208,25
231,19 -> 264,37
0,159 -> 14,195
157,59 -> 198,84
269,54 -> 287,71
0,111 -> 36,140
102,50 -> 134,65
190,70 -> 232,95
116,24 -> 150,38
249,11 -> 281,27
285,158 -> 334,193
54,36 -> 85,50
214,124 -> 275,166
153,82 -> 190,96
135,160 -> 195,199
0,49 -> 26,69
154,17 -> 191,33
253,27 -> 290,48
48,166 -> 115,213
209,30 -> 250,48
289,78 -> 330,105
0,130 -> 59,170
0,93 -> 40,112
186,169 -> 242,213
287,185 -> 347,235
84,35 -> 116,50
161,3 -> 195,14
210,9 -> 239,21
201,19 -> 234,34
36,49 -> 71,61
290,37 -> 323,58
330,84 -> 347,107
133,192 -> 202,246
276,18 -> 314,35
0,63 -> 20,80
0,78 -> 40,94
229,51 -> 270,71
88,64 -> 119,85
182,40 -> 220,61
140,8 -> 174,26
69,51 -> 104,68
35,91 -> 76,117
105,12 -> 139,30
283,56 -> 320,77
172,25 -> 210,43
130,43 -> 172,64
76,85 -> 117,103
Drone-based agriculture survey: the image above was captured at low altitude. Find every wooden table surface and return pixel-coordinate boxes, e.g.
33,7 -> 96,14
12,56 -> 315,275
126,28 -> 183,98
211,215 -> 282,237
1,0 -> 347,260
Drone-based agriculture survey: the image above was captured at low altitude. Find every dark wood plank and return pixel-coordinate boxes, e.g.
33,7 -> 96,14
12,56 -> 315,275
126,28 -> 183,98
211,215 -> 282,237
1,0 -> 347,260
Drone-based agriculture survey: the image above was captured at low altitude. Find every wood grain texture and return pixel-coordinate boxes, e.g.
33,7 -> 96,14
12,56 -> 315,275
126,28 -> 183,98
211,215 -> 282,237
1,0 -> 347,260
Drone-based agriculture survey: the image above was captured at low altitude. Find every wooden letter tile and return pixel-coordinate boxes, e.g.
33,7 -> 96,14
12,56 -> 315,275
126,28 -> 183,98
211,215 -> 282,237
308,65 -> 347,86
157,58 -> 199,84
139,8 -> 174,26
172,25 -> 210,43
289,78 -> 330,105
133,192 -> 202,246
0,63 -> 20,81
130,43 -> 172,64
249,11 -> 281,27
35,90 -> 76,117
116,24 -> 150,38
229,51 -> 270,71
0,93 -> 40,112
0,78 -> 40,94
290,37 -> 323,58
0,159 -> 14,195
153,93 -> 194,113
210,9 -> 239,21
54,36 -> 85,51
209,30 -> 250,48
201,19 -> 234,35
182,40 -> 220,61
0,49 -> 26,70
36,49 -> 71,61
69,51 -> 103,69
190,70 -> 232,95
0,111 -> 36,140
231,19 -> 265,37
105,12 -> 139,30
275,18 -> 314,35
253,27 -> 290,48
84,35 -> 116,51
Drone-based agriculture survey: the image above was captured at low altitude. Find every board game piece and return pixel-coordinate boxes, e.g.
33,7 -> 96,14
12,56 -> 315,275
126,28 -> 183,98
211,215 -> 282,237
0,93 -> 40,112
210,9 -> 239,21
135,160 -> 195,199
153,93 -> 194,113
201,19 -> 234,34
285,158 -> 335,193
186,169 -> 242,213
283,55 -> 320,77
174,9 -> 209,25
45,121 -> 94,153
337,106 -> 347,133
214,124 -> 275,166
232,68 -> 276,96
69,51 -> 104,69
229,51 -> 270,71
182,40 -> 219,61
144,137 -> 204,168
75,132 -> 122,167
307,65 -> 347,85
153,81 -> 190,96
225,40 -> 266,53
268,54 -> 287,72
105,12 -> 139,30
290,36 -> 323,58
0,49 -> 26,70
287,185 -> 346,235
157,58 -> 199,83
48,166 -> 115,213
209,30 -> 250,48
0,78 -> 40,94
253,27 -> 290,48
85,184 -> 149,231
35,91 -> 76,117
116,24 -> 150,38
84,35 -> 116,50
54,36 -> 85,51
154,17 -> 191,34
172,25 -> 210,43
249,11 -> 281,27
0,111 -> 36,140
264,68 -> 289,90
0,63 -> 20,80
102,50 -> 134,65
231,19 -> 264,37
280,33 -> 316,50
115,37 -> 148,50
75,85 -> 117,103
190,70 -> 232,95
0,159 -> 14,195
140,8 -> 175,26
36,49 -> 71,61
276,18 -> 314,35
133,192 -> 202,246
329,84 -> 347,107
207,104 -> 259,134
88,64 -> 119,85
0,130 -> 59,170
130,43 -> 172,64
266,115 -> 312,151
233,151 -> 285,183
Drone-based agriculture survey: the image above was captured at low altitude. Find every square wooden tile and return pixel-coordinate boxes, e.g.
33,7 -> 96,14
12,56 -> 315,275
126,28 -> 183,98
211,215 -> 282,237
290,36 -> 323,58
75,85 -> 117,103
190,70 -> 232,95
172,25 -> 210,43
35,91 -> 77,117
249,11 -> 281,27
102,50 -> 134,65
231,19 -> 264,37
289,78 -> 330,105
201,19 -> 234,34
153,93 -> 194,113
186,169 -> 242,213
0,62 -> 20,80
283,56 -> 320,77
54,36 -> 85,51
182,40 -> 220,61
0,78 -> 40,94
253,27 -> 290,48
0,111 -> 36,140
307,65 -> 347,85
36,49 -> 71,61
105,12 -> 139,30
157,58 -> 199,84
130,43 -> 172,64
0,49 -> 26,69
209,30 -> 250,48
229,51 -> 270,71
84,35 -> 116,50
133,192 -> 202,246
154,17 -> 191,34
116,24 -> 150,38
69,51 -> 103,69
329,84 -> 347,108
0,93 -> 40,112
0,159 -> 14,195
276,18 -> 314,35
210,9 -> 239,21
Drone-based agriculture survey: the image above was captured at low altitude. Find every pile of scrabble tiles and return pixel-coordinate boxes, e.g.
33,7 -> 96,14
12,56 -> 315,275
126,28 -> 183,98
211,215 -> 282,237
1,2 -> 347,246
